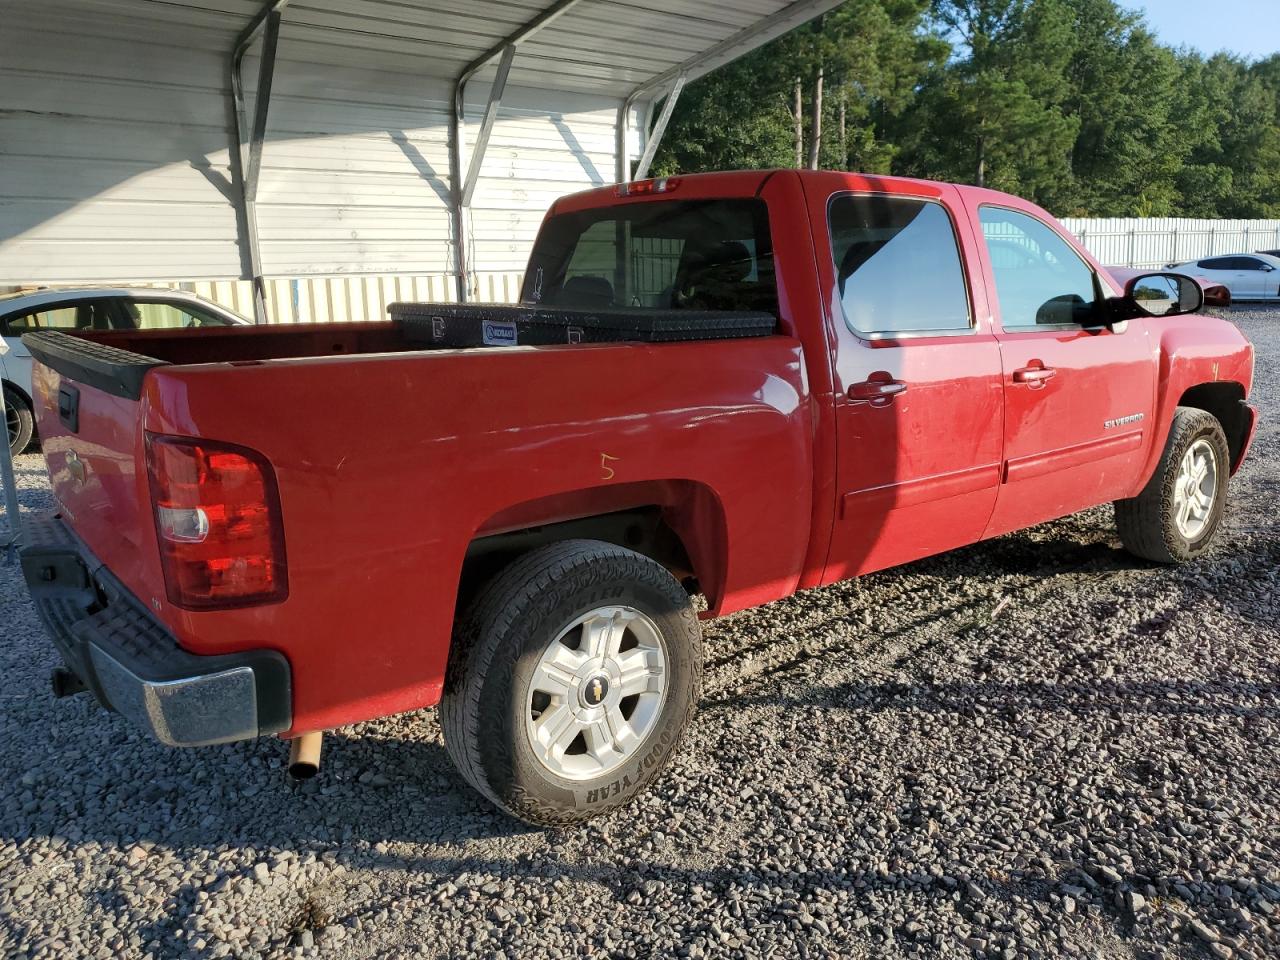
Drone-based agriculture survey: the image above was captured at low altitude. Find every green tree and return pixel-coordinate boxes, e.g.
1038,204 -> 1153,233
650,0 -> 1279,218
648,54 -> 796,177
1050,0 -> 1185,216
895,0 -> 1079,200
651,0 -> 939,177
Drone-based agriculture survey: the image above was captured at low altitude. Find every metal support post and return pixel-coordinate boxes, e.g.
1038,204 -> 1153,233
462,44 -> 516,209
632,73 -> 685,181
450,0 -> 588,302
231,1 -> 288,323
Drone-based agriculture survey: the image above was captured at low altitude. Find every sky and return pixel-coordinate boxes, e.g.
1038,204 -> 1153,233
1124,0 -> 1279,60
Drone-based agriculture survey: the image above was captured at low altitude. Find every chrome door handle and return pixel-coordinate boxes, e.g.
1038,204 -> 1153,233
848,378 -> 907,405
1012,365 -> 1056,385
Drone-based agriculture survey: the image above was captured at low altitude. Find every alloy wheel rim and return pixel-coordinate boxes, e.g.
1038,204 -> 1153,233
1172,438 -> 1218,540
5,404 -> 18,449
525,605 -> 668,781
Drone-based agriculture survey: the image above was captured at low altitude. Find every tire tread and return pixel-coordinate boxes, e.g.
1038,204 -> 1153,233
1115,406 -> 1227,563
4,385 -> 34,455
439,539 -> 700,825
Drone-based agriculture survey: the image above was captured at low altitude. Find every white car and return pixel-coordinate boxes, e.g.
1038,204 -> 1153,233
2,288 -> 249,453
1167,253 -> 1280,302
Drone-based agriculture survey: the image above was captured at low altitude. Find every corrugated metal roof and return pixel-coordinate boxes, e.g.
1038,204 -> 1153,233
153,0 -> 845,96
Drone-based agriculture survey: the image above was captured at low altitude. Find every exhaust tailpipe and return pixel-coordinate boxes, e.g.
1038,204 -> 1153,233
287,731 -> 323,780
50,667 -> 87,699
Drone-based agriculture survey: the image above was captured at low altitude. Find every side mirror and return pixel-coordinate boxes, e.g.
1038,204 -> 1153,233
1111,272 -> 1203,322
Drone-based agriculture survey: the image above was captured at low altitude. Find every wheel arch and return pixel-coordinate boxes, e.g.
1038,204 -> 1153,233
1177,381 -> 1250,472
458,479 -> 729,619
2,377 -> 34,408
2,377 -> 37,449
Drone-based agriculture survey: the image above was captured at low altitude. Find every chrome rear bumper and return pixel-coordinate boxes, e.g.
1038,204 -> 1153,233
20,515 -> 290,747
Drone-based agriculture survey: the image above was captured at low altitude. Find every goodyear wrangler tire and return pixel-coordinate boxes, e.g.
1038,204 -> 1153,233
440,539 -> 702,826
1115,407 -> 1230,563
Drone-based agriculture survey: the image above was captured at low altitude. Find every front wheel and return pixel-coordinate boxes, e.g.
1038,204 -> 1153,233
4,385 -> 34,455
1115,407 -> 1230,563
440,540 -> 702,826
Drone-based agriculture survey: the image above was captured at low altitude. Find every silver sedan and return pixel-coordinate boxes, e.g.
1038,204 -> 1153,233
1167,253 -> 1280,302
2,287 -> 248,453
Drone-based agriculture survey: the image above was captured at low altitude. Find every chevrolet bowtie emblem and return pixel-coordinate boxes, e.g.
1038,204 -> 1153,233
66,450 -> 87,486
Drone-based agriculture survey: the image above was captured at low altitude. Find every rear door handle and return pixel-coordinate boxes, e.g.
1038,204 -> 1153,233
848,377 -> 907,405
1012,365 -> 1057,386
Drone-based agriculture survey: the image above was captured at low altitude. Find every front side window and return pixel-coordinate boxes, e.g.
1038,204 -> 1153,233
120,300 -> 233,329
829,195 -> 971,336
979,207 -> 1098,328
523,199 -> 776,313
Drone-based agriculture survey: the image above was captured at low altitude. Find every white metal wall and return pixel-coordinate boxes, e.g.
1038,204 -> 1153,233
1062,218 -> 1280,269
0,1 -> 248,282
0,1 -> 616,304
243,54 -> 618,279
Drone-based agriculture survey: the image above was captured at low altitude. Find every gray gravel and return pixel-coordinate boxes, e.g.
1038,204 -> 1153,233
1,306 -> 1278,960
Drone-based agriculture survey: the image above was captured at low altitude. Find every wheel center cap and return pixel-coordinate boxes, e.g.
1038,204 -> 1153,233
580,674 -> 610,707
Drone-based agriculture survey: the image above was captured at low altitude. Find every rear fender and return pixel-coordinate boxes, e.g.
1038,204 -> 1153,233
470,479 -> 729,614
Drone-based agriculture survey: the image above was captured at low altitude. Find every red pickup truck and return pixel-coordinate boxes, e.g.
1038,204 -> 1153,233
19,170 -> 1257,826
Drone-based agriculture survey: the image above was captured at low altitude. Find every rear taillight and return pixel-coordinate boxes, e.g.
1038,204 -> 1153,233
145,434 -> 287,610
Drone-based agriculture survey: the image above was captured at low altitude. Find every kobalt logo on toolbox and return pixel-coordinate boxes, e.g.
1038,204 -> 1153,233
482,320 -> 518,346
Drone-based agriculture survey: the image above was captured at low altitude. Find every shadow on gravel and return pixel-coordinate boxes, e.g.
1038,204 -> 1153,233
704,505 -> 1280,710
4,725 -> 535,849
124,827 -> 1280,960
715,676 -> 1280,720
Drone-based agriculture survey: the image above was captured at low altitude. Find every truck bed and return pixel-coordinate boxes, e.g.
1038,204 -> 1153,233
23,320 -> 814,734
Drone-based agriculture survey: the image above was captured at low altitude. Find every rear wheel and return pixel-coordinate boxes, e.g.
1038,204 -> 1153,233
4,385 -> 33,455
440,539 -> 701,826
1115,407 -> 1229,563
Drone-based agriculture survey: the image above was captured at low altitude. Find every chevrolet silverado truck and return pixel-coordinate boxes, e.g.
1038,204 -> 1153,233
18,171 -> 1257,826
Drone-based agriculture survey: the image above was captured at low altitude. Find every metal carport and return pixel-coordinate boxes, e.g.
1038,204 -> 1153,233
0,0 -> 842,546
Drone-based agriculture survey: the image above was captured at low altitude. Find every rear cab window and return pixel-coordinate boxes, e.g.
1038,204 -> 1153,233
523,199 -> 777,314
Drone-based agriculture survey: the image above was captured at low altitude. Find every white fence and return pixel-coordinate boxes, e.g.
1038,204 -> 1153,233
1061,218 -> 1280,269
2,272 -> 526,323
166,272 -> 528,323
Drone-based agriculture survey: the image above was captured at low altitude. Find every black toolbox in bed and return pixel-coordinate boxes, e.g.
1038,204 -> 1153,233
390,302 -> 776,348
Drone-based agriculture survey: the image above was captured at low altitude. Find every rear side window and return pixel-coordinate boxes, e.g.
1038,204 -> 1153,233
828,195 -> 971,336
2,300 -> 115,334
119,300 -> 234,329
523,199 -> 777,313
979,207 -> 1098,328
1198,256 -> 1235,270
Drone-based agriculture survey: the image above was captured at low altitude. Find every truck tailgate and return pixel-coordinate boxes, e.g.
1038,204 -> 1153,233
23,332 -> 167,604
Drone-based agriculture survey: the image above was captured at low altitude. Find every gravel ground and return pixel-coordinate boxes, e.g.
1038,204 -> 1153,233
1,307 -> 1277,960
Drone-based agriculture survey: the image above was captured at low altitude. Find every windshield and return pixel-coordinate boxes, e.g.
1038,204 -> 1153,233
522,198 -> 777,314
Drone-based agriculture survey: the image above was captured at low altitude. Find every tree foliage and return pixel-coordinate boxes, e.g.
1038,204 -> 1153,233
649,0 -> 1280,218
